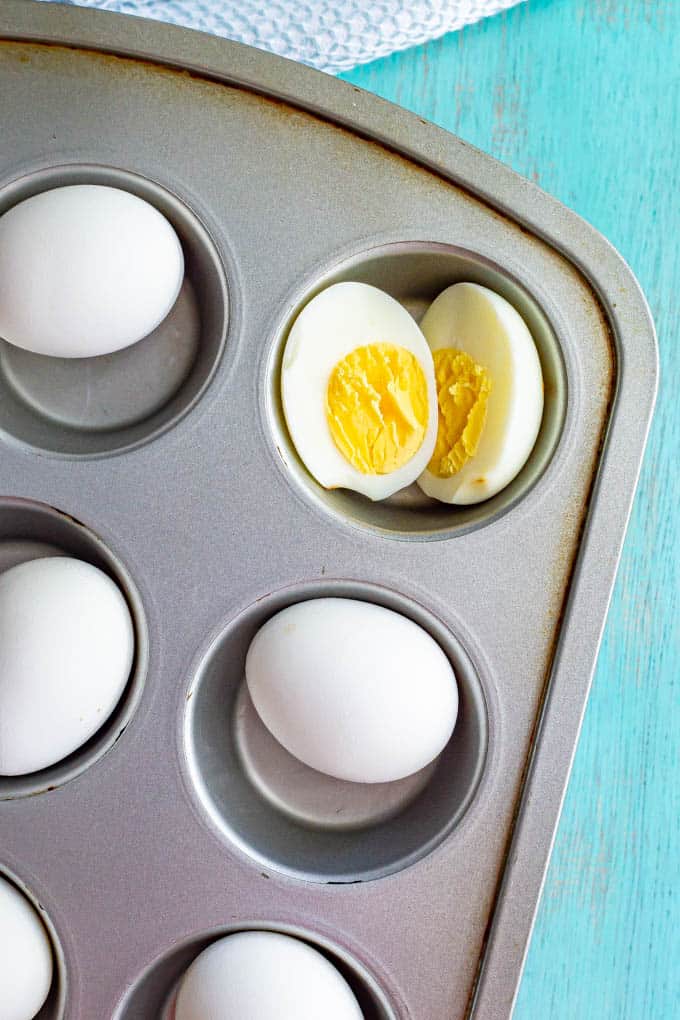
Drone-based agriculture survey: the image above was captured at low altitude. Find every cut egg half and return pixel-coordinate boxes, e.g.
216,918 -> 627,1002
417,282 -> 544,505
281,281 -> 437,501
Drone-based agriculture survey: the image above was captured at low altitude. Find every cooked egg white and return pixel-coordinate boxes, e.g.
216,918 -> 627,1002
281,282 -> 437,501
417,282 -> 544,505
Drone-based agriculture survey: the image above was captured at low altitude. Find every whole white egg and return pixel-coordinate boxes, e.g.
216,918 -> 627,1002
245,598 -> 458,784
281,281 -> 438,500
174,931 -> 363,1020
0,875 -> 53,1020
416,282 -> 544,505
0,557 -> 134,776
0,184 -> 184,358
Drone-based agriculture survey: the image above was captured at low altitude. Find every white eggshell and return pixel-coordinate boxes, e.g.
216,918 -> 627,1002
246,598 -> 458,784
0,557 -> 134,776
0,185 -> 184,358
281,281 -> 437,500
417,282 -> 543,505
0,875 -> 53,1020
175,931 -> 363,1020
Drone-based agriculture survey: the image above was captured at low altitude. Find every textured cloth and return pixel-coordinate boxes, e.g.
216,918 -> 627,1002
38,0 -> 525,74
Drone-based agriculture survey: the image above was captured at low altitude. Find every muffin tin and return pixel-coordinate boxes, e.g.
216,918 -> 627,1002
0,3 -> 657,1018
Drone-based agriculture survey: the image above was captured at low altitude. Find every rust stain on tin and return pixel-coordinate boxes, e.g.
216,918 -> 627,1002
0,40 -> 618,366
0,42 -> 606,296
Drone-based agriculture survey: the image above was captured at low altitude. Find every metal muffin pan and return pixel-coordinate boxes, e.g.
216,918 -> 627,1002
0,3 -> 657,1019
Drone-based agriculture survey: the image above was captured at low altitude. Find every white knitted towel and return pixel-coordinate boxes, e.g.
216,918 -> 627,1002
37,0 -> 524,74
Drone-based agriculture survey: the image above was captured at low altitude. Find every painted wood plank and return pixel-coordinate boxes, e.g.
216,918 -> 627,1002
342,2 -> 679,1018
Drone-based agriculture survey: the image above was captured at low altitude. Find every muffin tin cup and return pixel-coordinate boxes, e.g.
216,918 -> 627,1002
182,579 -> 488,884
0,497 -> 148,799
264,240 -> 567,540
114,923 -> 399,1020
0,7 -> 657,1020
0,163 -> 229,458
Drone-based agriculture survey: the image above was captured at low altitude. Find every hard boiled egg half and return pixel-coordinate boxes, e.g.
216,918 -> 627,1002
281,281 -> 438,500
417,282 -> 544,505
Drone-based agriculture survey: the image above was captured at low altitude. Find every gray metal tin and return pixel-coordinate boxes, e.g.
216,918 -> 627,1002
0,3 -> 657,1019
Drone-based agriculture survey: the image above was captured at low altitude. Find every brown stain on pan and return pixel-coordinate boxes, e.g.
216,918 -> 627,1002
0,40 -> 616,416
0,43 -> 612,273
0,42 -> 615,319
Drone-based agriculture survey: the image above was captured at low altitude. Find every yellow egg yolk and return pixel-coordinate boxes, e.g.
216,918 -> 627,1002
428,348 -> 492,478
326,343 -> 429,475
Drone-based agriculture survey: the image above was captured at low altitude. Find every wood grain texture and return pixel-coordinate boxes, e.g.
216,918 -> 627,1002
342,2 -> 678,1017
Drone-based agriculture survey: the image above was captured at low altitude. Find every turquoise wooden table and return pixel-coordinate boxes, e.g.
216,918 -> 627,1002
343,2 -> 677,1016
